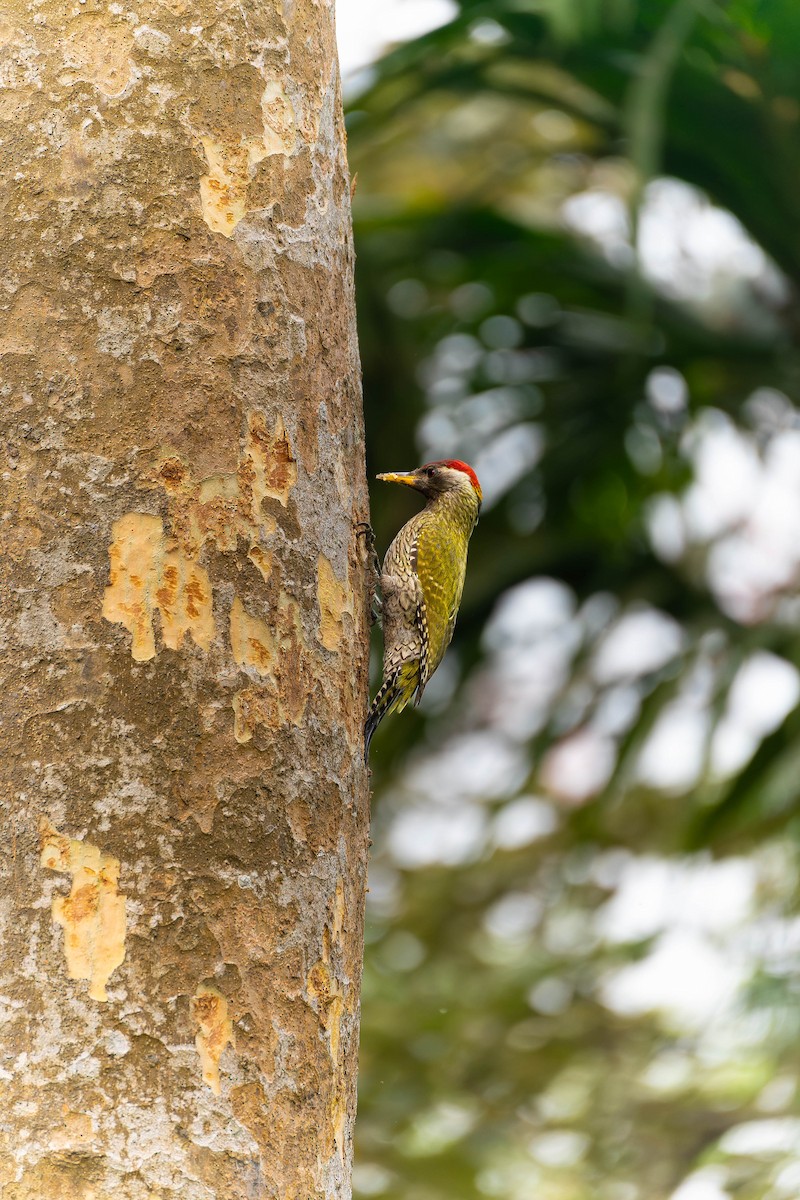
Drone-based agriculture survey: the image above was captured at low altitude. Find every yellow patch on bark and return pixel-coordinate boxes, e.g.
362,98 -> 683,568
306,960 -> 344,1066
260,80 -> 297,155
328,993 -> 344,1065
191,984 -> 235,1095
330,1088 -> 347,1158
197,82 -> 295,237
317,555 -> 352,651
39,818 -> 127,1003
332,880 -> 345,948
50,1107 -> 96,1151
102,513 -> 214,661
230,597 -> 275,675
64,16 -> 136,98
231,595 -> 314,738
199,138 -> 249,237
244,411 -> 298,512
247,544 -> 273,582
230,592 -> 314,739
231,687 -> 261,744
0,18 -> 17,47
158,549 -> 214,652
198,472 -> 240,504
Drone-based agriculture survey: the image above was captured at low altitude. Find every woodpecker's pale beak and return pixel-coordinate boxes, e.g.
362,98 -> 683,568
377,471 -> 419,489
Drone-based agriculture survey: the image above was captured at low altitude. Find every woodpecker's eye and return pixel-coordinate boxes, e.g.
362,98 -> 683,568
425,467 -> 436,477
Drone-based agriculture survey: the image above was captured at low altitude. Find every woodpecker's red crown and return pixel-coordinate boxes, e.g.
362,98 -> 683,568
426,459 -> 482,498
422,456 -> 484,499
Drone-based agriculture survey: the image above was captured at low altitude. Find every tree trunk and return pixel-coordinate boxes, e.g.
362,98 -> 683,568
0,2 -> 370,1197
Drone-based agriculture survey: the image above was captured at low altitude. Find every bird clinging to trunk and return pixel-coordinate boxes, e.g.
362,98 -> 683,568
364,459 -> 482,761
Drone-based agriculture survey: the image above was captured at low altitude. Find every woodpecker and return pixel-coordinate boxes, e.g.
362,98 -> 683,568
364,459 -> 482,760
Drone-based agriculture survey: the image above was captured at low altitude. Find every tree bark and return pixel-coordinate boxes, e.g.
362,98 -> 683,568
0,2 -> 370,1197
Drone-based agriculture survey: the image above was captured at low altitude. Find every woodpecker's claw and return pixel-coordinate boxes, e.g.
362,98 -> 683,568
354,521 -> 381,580
354,521 -> 382,625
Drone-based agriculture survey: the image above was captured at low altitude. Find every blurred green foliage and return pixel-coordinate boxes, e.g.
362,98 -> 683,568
349,2 -> 800,1198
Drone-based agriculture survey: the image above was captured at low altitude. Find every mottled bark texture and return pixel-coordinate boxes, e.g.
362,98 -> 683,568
0,2 -> 371,1197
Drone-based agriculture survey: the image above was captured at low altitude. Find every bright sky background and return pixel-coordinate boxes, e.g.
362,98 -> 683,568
335,0 -> 457,76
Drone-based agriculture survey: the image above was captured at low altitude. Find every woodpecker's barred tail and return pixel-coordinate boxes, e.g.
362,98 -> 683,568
364,670 -> 401,763
363,661 -> 421,762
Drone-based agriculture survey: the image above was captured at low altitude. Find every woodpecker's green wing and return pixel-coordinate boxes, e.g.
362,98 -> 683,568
413,518 -> 470,687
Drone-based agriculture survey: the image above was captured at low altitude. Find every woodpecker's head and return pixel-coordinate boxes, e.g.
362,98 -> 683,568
377,459 -> 482,507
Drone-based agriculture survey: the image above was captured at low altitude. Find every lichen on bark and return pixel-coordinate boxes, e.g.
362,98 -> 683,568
0,1 -> 370,1196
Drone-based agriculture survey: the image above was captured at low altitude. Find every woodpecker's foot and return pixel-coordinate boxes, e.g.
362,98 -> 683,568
354,520 -> 381,588
355,523 -> 381,624
354,521 -> 375,551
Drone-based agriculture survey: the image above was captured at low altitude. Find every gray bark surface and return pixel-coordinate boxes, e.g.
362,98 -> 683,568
0,2 -> 371,1196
